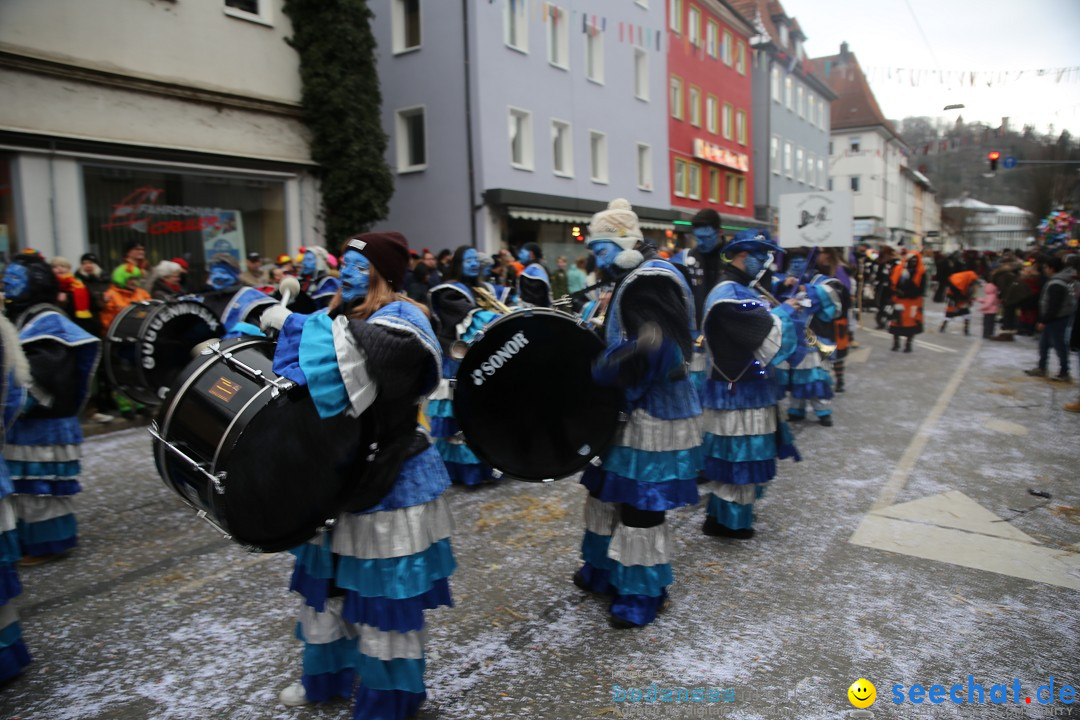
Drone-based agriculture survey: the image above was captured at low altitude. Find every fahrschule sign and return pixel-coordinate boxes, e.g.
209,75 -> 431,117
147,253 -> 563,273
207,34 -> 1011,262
778,190 -> 854,247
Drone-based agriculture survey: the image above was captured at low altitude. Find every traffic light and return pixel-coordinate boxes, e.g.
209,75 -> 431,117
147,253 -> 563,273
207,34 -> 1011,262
571,226 -> 583,242
987,151 -> 1000,172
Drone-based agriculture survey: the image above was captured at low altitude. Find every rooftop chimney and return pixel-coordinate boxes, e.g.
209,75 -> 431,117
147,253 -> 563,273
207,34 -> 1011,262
840,41 -> 849,59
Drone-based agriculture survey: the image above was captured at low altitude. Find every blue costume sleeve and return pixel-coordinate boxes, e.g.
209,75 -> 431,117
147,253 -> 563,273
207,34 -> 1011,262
806,284 -> 839,322
768,303 -> 801,367
298,313 -> 351,419
271,312 -> 312,386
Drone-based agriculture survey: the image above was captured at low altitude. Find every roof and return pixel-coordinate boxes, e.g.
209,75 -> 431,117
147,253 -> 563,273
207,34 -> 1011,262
806,47 -> 898,138
943,198 -> 997,211
730,0 -> 834,98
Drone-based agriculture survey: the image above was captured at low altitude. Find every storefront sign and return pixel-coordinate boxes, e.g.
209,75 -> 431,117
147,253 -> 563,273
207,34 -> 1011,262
692,139 -> 750,172
102,186 -> 226,237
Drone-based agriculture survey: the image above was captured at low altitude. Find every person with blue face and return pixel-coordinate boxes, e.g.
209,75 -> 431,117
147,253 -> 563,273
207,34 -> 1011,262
427,245 -> 503,487
338,249 -> 370,304
515,242 -> 551,308
3,263 -> 29,302
207,258 -> 240,291
290,245 -> 340,313
576,199 -> 703,630
695,229 -> 802,543
300,250 -> 317,278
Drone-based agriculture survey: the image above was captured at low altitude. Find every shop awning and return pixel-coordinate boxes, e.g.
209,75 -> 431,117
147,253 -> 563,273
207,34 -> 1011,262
508,206 -> 675,231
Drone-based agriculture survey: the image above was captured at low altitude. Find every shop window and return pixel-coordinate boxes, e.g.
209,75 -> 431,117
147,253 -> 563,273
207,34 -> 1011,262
82,163 -> 287,282
393,0 -> 422,54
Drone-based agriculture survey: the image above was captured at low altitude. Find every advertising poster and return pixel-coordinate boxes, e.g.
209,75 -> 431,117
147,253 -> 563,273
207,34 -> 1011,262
203,210 -> 245,263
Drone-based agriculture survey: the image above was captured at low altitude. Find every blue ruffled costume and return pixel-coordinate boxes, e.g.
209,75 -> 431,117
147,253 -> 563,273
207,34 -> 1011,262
7,310 -> 99,558
774,275 -> 840,418
0,330 -> 32,683
699,281 -> 800,531
273,301 -> 454,719
578,258 -> 703,627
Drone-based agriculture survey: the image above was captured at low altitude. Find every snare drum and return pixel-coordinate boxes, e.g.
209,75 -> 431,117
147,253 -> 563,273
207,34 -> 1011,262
151,337 -> 363,552
453,309 -> 620,481
105,300 -> 223,405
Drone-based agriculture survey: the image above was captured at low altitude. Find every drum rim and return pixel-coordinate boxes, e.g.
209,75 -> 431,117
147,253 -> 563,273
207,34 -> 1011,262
211,382 -> 275,473
462,306 -> 590,352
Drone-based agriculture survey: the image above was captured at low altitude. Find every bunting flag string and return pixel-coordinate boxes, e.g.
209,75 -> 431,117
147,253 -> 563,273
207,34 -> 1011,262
864,65 -> 1080,88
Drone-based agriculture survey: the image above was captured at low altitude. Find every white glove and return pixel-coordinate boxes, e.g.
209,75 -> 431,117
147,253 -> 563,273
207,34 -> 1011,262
260,304 -> 293,332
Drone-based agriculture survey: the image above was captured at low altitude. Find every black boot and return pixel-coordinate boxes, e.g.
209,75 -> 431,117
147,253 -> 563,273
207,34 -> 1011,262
703,515 -> 755,539
939,320 -> 947,333
892,336 -> 900,351
963,319 -> 970,336
904,338 -> 913,353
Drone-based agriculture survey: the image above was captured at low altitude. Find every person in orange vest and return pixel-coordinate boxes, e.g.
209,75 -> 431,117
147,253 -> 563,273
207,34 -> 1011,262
941,266 -> 978,335
100,263 -> 152,331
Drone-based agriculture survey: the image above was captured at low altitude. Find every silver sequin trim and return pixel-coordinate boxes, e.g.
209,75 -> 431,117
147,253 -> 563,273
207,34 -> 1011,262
333,316 -> 378,418
616,410 -> 703,452
607,521 -> 671,567
583,495 -> 617,536
702,407 -> 777,437
331,496 -> 454,560
359,623 -> 427,661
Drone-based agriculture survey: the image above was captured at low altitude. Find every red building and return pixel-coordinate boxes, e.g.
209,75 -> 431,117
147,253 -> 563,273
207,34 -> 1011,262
666,0 -> 756,224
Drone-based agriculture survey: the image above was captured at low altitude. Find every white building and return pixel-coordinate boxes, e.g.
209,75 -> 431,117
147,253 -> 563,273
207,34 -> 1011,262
0,0 -> 318,275
942,198 -> 1035,252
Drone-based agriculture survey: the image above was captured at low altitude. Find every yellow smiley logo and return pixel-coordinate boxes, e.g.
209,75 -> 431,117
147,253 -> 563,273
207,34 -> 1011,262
848,678 -> 876,708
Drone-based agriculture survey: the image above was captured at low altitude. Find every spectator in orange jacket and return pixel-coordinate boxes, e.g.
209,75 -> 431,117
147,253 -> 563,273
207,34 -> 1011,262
100,263 -> 151,331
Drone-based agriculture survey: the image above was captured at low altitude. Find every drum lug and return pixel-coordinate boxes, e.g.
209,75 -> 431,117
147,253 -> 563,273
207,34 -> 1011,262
149,425 -> 226,494
617,411 -> 629,423
366,442 -> 379,462
196,510 -> 232,541
491,469 -> 503,479
589,456 -> 603,467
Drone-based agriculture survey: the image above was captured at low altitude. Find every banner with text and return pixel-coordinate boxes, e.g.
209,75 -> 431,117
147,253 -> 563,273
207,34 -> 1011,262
779,191 -> 854,248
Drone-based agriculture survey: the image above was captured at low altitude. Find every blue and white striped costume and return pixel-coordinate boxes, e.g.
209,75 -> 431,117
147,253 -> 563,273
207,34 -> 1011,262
700,280 -> 800,531
272,301 -> 455,720
7,308 -> 99,558
578,258 -> 703,627
775,274 -> 840,419
516,262 -> 552,308
0,317 -> 31,682
427,282 -> 499,486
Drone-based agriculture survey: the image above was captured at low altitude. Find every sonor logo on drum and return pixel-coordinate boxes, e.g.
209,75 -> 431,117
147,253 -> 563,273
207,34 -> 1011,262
470,331 -> 530,386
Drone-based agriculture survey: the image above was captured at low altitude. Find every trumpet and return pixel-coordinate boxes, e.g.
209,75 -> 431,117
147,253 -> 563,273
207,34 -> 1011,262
751,280 -> 836,358
473,284 -> 514,315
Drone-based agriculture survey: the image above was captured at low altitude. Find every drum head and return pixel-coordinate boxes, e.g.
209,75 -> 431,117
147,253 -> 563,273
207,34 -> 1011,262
454,310 -> 620,481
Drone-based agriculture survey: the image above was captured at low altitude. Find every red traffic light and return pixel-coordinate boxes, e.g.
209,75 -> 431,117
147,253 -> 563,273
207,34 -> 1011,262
987,151 -> 1001,161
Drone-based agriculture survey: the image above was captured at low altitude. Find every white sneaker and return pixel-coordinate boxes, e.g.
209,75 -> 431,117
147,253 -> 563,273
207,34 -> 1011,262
91,413 -> 114,423
279,682 -> 312,707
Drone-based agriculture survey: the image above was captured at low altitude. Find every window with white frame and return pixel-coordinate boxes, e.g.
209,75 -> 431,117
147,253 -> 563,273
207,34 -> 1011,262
784,76 -> 793,109
708,168 -> 720,203
674,158 -> 687,197
547,4 -> 569,69
504,0 -> 528,52
722,30 -> 733,65
670,76 -> 683,120
778,22 -> 789,48
509,107 -> 534,170
818,102 -> 826,129
225,0 -> 272,25
736,109 -> 747,144
395,106 -> 426,172
784,141 -> 793,178
637,143 -> 652,190
850,136 -> 861,152
828,177 -> 833,191
706,95 -> 718,134
586,26 -> 604,83
771,135 -> 780,175
796,84 -> 804,118
808,95 -> 816,127
736,175 -> 746,207
796,147 -> 804,182
391,0 -> 421,54
735,41 -> 745,74
807,152 -> 815,186
771,67 -> 781,102
722,103 -> 733,139
689,86 -> 701,127
688,162 -> 701,200
817,158 -> 825,187
851,175 -> 860,192
636,0 -> 648,6
726,174 -> 736,206
589,131 -> 608,183
688,6 -> 701,46
706,21 -> 718,58
669,0 -> 682,32
634,48 -> 649,100
551,119 -> 572,177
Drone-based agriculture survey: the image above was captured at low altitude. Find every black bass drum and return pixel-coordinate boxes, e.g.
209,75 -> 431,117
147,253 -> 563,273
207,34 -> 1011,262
151,337 -> 364,553
453,308 -> 620,481
105,300 -> 222,405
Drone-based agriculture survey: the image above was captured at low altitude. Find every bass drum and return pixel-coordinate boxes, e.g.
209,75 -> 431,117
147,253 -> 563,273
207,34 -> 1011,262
453,308 -> 620,481
105,300 -> 223,405
151,337 -> 364,553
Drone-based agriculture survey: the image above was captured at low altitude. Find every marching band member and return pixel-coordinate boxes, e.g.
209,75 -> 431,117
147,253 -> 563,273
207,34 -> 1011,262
515,242 -> 552,308
428,246 -> 501,486
699,230 -> 801,539
0,308 -> 32,681
574,199 -> 702,629
775,248 -> 841,427
671,208 -> 727,394
293,245 -> 342,313
188,253 -> 276,336
889,250 -> 926,353
3,252 -> 101,564
818,248 -> 853,392
261,232 -> 455,719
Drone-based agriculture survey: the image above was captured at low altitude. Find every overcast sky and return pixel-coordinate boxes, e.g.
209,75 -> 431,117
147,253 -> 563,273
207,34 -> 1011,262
782,0 -> 1080,137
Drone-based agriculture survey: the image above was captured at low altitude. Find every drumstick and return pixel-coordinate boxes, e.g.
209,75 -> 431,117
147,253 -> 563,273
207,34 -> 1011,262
279,276 -> 300,308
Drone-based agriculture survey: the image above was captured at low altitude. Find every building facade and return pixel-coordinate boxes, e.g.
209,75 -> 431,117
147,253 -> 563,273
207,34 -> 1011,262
0,0 -> 318,276
732,0 -> 834,234
370,0 -> 678,259
665,0 -> 756,228
942,198 -> 1034,252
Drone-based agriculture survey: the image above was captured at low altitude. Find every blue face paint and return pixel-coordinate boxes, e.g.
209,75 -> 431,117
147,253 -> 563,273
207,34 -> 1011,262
301,251 -> 316,276
589,241 -> 622,270
340,249 -> 370,303
744,252 -> 770,280
462,248 -> 479,278
787,257 -> 807,278
208,265 -> 238,290
517,247 -> 531,264
693,226 -> 719,253
3,264 -> 29,300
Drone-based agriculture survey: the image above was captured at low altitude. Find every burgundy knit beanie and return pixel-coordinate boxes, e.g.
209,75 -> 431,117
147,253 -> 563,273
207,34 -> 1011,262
346,232 -> 410,290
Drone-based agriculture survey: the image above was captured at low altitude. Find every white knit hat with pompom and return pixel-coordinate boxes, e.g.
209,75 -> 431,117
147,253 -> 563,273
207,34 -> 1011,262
588,198 -> 643,250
